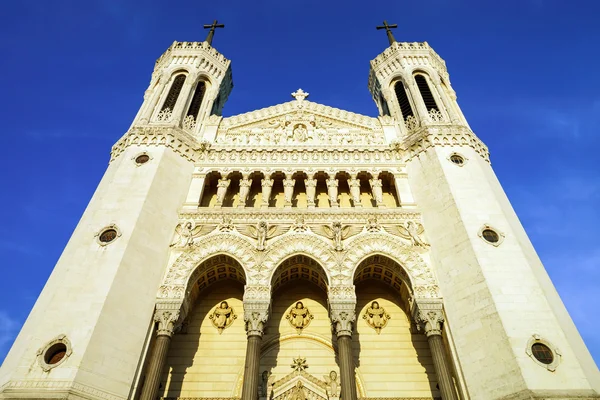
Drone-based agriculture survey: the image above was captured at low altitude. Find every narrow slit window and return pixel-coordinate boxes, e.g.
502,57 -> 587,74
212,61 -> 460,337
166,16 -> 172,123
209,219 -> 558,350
160,74 -> 186,112
394,82 -> 414,120
414,75 -> 439,111
186,81 -> 206,120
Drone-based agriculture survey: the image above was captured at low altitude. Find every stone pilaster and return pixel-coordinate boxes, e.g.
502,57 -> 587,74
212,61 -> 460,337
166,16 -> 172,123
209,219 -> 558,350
140,74 -> 168,124
327,177 -> 339,208
329,287 -> 357,400
139,307 -> 180,400
413,300 -> 458,400
242,286 -> 271,400
171,73 -> 197,125
261,178 -> 274,209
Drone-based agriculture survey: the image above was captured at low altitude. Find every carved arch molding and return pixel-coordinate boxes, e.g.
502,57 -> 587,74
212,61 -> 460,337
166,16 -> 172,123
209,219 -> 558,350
156,231 -> 440,308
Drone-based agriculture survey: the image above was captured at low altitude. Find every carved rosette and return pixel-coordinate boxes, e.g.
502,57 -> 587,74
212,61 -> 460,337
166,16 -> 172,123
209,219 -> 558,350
412,300 -> 444,337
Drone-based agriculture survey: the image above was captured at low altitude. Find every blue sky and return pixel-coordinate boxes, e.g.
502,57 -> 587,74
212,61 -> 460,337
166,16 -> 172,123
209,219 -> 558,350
0,0 -> 599,368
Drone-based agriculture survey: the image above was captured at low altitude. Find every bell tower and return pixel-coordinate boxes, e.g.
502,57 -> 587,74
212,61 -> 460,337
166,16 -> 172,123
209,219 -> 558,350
368,23 -> 600,399
133,19 -> 233,139
0,27 -> 233,399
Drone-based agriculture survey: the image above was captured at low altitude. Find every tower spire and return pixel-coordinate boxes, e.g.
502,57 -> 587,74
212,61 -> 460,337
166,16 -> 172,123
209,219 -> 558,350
203,19 -> 225,46
376,20 -> 398,46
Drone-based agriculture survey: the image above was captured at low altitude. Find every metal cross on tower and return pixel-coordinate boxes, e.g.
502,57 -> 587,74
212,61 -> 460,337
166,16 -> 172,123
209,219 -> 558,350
203,19 -> 225,46
376,20 -> 398,46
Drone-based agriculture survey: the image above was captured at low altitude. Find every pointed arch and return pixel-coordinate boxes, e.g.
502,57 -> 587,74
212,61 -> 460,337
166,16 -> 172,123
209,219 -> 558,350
161,73 -> 186,112
342,233 -> 439,298
263,234 -> 337,286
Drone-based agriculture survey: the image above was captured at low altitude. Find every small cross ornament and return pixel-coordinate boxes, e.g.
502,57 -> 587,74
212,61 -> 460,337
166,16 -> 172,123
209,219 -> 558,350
291,88 -> 309,101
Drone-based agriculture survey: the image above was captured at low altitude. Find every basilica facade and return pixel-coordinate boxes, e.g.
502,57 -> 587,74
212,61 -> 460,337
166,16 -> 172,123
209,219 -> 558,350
0,29 -> 599,400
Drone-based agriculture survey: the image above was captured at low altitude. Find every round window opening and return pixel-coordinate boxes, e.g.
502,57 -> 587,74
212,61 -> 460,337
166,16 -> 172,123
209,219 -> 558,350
531,343 -> 554,365
99,228 -> 118,243
135,154 -> 150,164
482,228 -> 500,243
450,154 -> 464,165
44,343 -> 67,365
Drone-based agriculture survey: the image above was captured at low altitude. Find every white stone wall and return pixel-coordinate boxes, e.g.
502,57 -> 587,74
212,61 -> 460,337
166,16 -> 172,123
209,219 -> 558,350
0,145 -> 193,398
407,144 -> 600,398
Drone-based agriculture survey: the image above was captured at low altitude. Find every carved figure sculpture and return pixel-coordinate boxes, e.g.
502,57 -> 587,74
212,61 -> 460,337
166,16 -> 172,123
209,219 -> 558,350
312,222 -> 362,251
215,178 -> 231,207
261,178 -> 274,208
239,221 -> 289,251
292,124 -> 310,142
169,221 -> 210,247
283,178 -> 295,207
305,178 -> 317,208
348,178 -> 362,207
369,178 -> 384,206
363,301 -> 391,334
238,177 -> 252,207
290,381 -> 306,400
324,370 -> 341,399
286,301 -> 313,333
384,221 -> 429,248
326,178 -> 339,207
209,301 -> 237,333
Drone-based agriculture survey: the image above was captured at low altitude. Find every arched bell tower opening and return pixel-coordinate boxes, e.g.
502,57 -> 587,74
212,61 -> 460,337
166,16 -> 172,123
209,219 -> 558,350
259,255 -> 337,400
158,255 -> 247,398
353,254 -> 439,399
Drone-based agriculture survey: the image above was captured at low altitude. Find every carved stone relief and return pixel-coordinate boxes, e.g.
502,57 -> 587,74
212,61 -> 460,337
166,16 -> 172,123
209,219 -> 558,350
209,301 -> 237,333
286,301 -> 314,333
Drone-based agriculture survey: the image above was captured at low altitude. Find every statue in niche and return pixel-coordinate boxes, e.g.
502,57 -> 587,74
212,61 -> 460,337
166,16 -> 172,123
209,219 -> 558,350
363,301 -> 391,334
324,370 -> 341,399
209,301 -> 237,333
292,123 -> 310,142
286,301 -> 313,333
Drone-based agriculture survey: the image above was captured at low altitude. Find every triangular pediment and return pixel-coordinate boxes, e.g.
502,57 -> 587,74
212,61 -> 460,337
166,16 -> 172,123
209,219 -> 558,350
217,99 -> 385,146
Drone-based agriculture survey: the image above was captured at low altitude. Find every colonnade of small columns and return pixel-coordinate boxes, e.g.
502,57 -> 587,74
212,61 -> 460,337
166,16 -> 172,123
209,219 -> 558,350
183,169 -> 415,209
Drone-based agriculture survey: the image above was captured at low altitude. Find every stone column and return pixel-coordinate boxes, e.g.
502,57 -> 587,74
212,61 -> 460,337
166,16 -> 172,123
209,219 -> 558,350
261,178 -> 274,208
183,173 -> 206,210
283,177 -> 295,208
140,74 -> 168,123
433,81 -> 457,123
238,175 -> 252,208
326,178 -> 339,208
369,178 -> 385,208
305,177 -> 317,209
139,308 -> 180,400
171,73 -> 197,125
408,80 -> 431,124
348,177 -> 362,208
242,287 -> 271,400
413,301 -> 458,400
215,178 -> 231,207
329,288 -> 357,400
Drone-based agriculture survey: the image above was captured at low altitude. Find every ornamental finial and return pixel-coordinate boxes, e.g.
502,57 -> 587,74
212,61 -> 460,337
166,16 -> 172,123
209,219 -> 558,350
291,88 -> 309,101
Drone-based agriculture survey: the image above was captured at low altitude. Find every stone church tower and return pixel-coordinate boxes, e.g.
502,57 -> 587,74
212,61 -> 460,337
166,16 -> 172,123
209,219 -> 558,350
1,26 -> 599,400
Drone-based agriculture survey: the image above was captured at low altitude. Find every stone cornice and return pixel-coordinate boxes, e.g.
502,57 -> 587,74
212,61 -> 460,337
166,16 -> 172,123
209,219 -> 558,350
398,124 -> 490,162
154,41 -> 230,75
178,208 -> 421,223
110,125 -> 203,163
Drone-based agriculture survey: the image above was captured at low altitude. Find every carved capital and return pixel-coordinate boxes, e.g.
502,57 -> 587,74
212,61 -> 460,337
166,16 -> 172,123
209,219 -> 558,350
154,308 -> 181,337
412,300 -> 444,337
243,288 -> 271,337
329,300 -> 356,338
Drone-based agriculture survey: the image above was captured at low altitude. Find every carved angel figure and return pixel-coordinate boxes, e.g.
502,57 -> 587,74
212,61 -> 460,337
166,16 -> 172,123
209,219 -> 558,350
239,221 -> 289,251
384,221 -> 430,248
286,301 -> 313,333
312,221 -> 362,251
363,301 -> 391,334
324,370 -> 341,399
209,301 -> 237,333
169,221 -> 210,247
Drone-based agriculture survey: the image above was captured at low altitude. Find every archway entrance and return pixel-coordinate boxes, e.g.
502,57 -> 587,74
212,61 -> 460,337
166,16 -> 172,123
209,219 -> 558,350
353,254 -> 439,399
259,255 -> 337,400
158,255 -> 247,398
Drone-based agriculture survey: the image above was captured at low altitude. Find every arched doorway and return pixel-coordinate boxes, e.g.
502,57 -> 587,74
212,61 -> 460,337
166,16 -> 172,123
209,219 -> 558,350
158,254 -> 247,398
259,255 -> 337,400
353,254 -> 439,399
